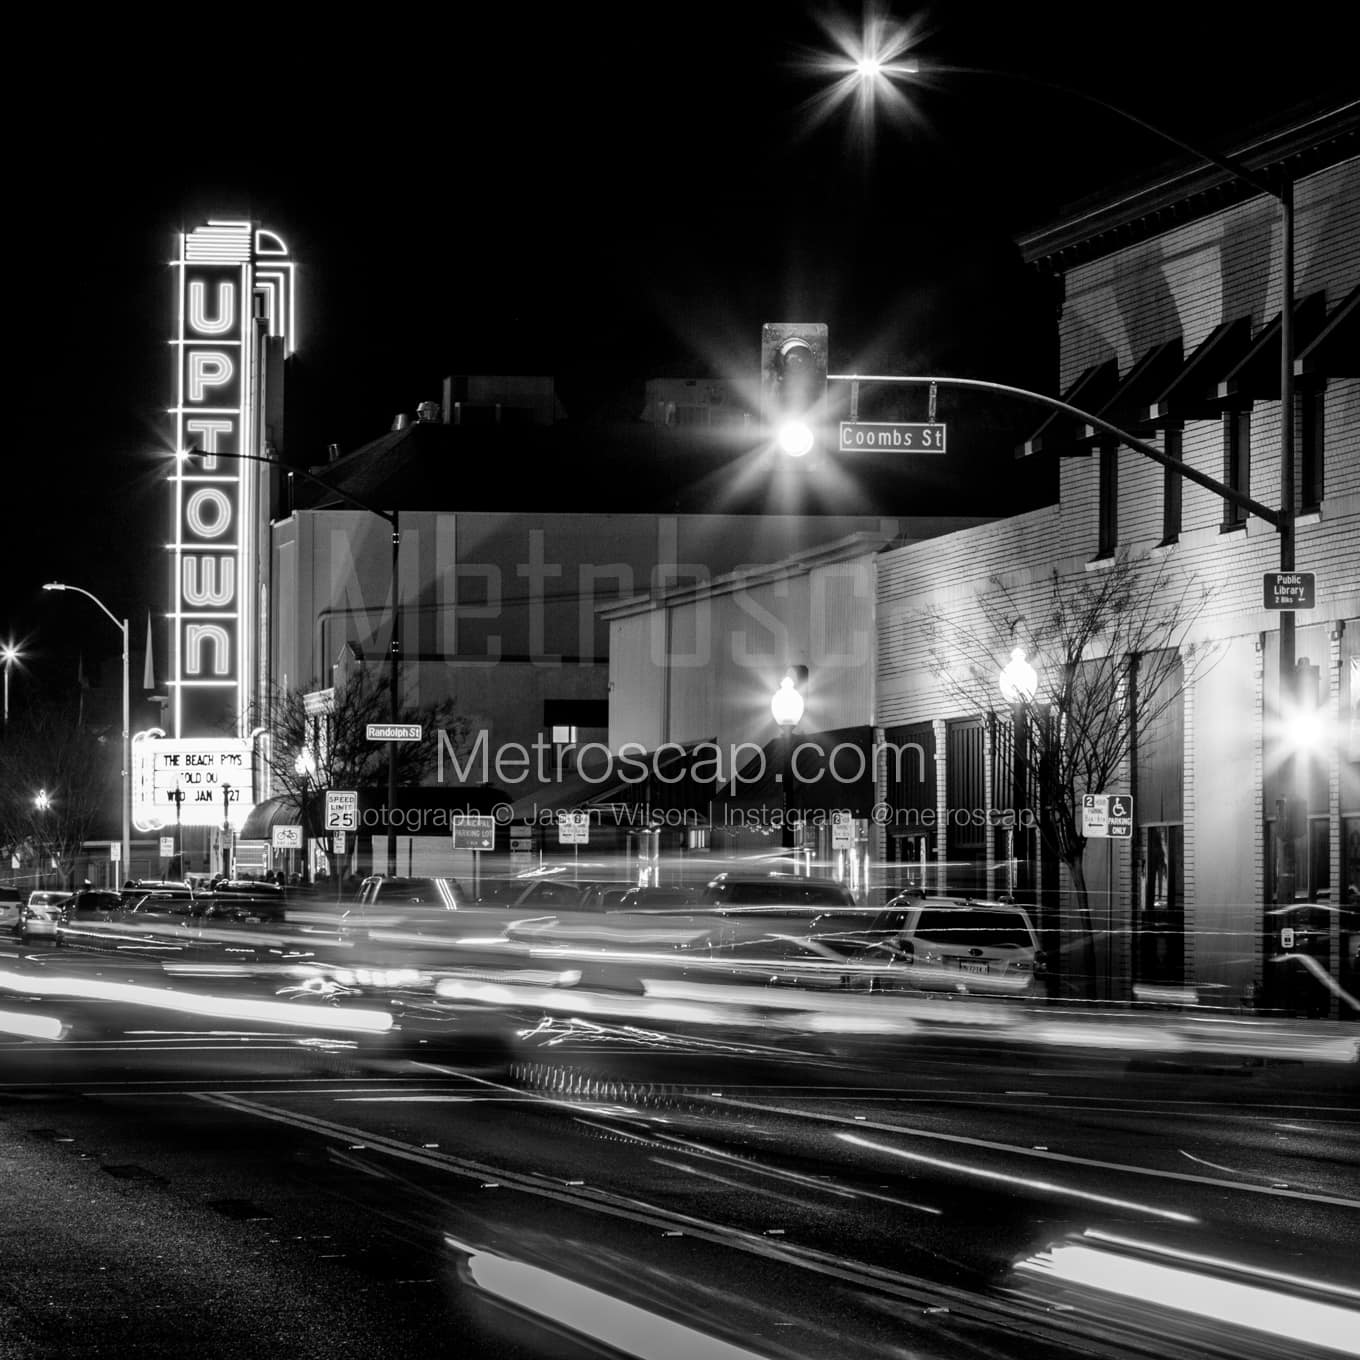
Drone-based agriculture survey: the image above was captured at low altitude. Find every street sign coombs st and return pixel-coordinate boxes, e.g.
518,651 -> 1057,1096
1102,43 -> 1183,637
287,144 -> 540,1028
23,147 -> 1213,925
366,723 -> 423,742
324,790 -> 359,832
1082,793 -> 1133,839
452,815 -> 496,850
838,422 -> 947,454
1262,571 -> 1316,610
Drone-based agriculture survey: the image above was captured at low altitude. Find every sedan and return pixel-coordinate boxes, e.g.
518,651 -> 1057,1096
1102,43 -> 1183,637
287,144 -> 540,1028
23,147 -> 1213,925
22,890 -> 75,942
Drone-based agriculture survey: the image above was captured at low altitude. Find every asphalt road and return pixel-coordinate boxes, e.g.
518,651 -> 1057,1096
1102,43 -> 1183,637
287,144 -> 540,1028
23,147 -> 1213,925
1,936 -> 1357,1360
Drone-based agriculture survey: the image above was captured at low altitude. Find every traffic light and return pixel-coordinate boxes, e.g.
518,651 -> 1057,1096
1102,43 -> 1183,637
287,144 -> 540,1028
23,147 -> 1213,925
761,322 -> 828,457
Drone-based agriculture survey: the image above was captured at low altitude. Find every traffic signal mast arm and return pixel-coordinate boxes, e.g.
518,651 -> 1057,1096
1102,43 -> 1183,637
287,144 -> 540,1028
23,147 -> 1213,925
829,371 -> 1280,526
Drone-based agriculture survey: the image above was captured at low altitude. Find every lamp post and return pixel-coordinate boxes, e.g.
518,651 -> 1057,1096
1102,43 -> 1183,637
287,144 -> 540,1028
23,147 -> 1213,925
42,583 -> 131,880
33,789 -> 51,888
221,782 -> 234,879
998,645 -> 1038,891
294,749 -> 316,885
168,786 -> 185,881
182,445 -> 403,877
2,640 -> 20,726
771,672 -> 806,856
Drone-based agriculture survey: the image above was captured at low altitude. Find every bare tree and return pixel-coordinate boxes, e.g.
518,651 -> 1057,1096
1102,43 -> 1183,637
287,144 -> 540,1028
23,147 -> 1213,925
244,673 -> 471,880
0,695 -> 115,887
924,547 -> 1221,996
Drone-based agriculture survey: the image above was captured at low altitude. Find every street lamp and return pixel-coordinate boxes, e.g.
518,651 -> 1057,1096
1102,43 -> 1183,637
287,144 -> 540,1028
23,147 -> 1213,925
294,749 -> 316,884
2,639 -> 21,726
32,789 -> 51,887
771,671 -> 806,853
999,643 -> 1039,886
42,583 -> 131,880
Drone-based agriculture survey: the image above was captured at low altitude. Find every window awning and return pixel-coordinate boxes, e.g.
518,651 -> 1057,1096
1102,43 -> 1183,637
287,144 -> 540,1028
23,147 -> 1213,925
1215,291 -> 1327,404
1015,359 -> 1118,459
726,726 -> 878,819
238,785 -> 511,840
1074,340 -> 1183,450
506,741 -> 721,823
1295,284 -> 1359,380
1145,317 -> 1252,425
239,795 -> 301,840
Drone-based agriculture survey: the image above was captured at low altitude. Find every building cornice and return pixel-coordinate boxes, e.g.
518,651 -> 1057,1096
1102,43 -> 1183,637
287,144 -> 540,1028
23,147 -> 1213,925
1019,101 -> 1359,273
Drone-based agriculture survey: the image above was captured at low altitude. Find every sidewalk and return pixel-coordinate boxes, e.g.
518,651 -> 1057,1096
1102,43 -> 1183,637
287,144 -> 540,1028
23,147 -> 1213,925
0,1106 -> 438,1360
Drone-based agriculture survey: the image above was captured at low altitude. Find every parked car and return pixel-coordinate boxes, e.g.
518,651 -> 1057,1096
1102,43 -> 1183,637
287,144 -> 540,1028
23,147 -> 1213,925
21,890 -> 75,942
0,887 -> 26,936
687,931 -> 876,990
573,880 -> 641,910
54,888 -> 128,947
354,875 -> 466,910
613,885 -> 705,910
857,896 -> 1045,995
474,876 -> 596,911
702,873 -> 856,909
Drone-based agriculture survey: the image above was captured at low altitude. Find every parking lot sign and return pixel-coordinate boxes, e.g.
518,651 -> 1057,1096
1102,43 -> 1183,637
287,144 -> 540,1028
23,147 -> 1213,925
451,815 -> 496,850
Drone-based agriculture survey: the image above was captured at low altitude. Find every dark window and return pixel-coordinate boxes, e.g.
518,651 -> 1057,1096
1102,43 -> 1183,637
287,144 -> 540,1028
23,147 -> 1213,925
1222,408 -> 1250,529
1137,824 -> 1184,986
1097,441 -> 1118,557
1301,382 -> 1324,512
544,699 -> 609,728
1161,426 -> 1183,545
942,718 -> 988,898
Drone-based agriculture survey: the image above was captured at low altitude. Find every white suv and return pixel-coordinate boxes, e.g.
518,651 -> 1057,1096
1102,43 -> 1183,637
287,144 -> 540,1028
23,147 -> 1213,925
862,896 -> 1045,995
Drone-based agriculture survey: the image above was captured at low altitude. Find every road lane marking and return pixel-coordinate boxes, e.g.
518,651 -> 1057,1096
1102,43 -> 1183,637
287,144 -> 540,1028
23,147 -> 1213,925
702,1093 -> 1360,1210
190,1090 -> 1140,1354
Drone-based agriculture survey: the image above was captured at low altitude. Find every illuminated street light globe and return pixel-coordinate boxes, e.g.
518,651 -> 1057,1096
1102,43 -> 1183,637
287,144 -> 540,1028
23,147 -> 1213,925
998,647 -> 1039,705
776,417 -> 815,458
771,676 -> 806,728
295,750 -> 317,778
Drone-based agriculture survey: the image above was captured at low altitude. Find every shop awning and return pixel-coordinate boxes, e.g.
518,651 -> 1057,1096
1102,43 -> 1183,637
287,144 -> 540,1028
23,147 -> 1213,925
1016,360 -> 1119,459
506,741 -> 723,825
1295,284 -> 1359,379
239,785 -> 510,840
724,726 -> 878,820
1145,317 -> 1253,425
1215,291 -> 1327,404
1072,339 -> 1182,452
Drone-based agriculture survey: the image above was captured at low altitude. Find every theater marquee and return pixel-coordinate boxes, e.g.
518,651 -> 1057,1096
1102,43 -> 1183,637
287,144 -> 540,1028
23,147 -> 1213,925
169,219 -> 295,740
132,733 -> 254,832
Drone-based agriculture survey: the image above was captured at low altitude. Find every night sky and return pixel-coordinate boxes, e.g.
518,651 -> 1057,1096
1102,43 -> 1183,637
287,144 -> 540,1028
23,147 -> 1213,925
11,0 -> 1353,694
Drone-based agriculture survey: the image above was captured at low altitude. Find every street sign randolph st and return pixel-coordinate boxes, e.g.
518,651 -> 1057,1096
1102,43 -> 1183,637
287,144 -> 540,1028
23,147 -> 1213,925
366,723 -> 423,742
1262,571 -> 1316,610
838,421 -> 947,454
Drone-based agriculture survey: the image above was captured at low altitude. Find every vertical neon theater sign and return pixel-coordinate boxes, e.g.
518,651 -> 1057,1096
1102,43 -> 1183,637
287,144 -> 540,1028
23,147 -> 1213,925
170,220 -> 295,741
